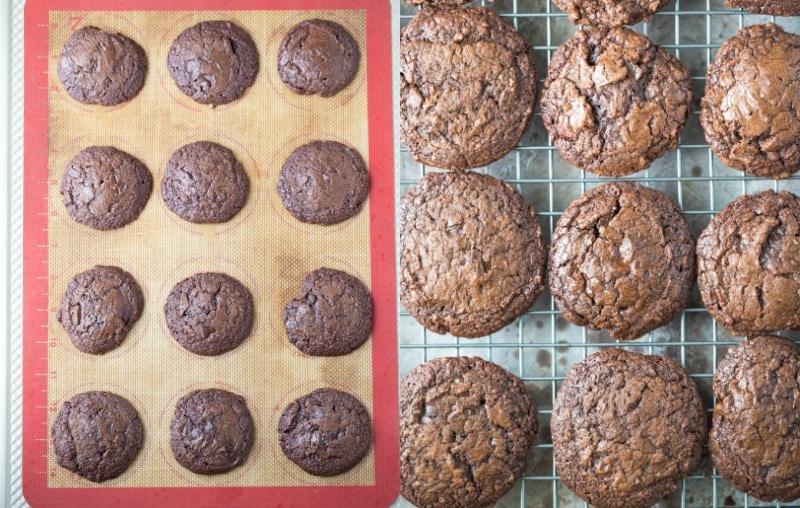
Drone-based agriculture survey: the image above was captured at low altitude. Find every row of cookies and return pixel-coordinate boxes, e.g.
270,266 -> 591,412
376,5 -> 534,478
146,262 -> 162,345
407,0 -> 800,23
52,387 -> 371,482
400,6 -> 800,179
57,265 -> 371,357
59,19 -> 359,106
401,171 -> 800,341
61,140 -> 368,231
399,334 -> 800,507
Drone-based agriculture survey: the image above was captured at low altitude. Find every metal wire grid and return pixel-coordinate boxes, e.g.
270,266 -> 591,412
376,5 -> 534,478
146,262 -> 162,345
397,1 -> 800,507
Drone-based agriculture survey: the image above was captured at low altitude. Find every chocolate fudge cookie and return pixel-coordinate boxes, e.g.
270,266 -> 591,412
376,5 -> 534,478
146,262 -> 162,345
161,141 -> 249,224
405,0 -> 472,4
165,272 -> 253,356
51,391 -> 143,482
58,26 -> 147,106
552,0 -> 670,27
400,172 -> 545,338
697,190 -> 800,336
400,7 -> 537,170
711,335 -> 800,502
723,0 -> 800,15
278,19 -> 360,98
283,267 -> 372,356
170,388 -> 254,474
552,349 -> 706,508
57,265 -> 144,355
167,20 -> 258,105
400,357 -> 538,508
61,146 -> 152,230
549,182 -> 695,341
278,388 -> 372,476
541,27 -> 692,177
276,141 -> 368,225
701,24 -> 800,179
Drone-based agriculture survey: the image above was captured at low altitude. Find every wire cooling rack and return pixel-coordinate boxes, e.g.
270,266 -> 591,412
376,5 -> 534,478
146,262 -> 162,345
397,1 -> 800,507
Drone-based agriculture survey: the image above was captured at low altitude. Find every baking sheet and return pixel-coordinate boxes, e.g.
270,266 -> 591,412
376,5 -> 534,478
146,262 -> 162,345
22,1 -> 397,506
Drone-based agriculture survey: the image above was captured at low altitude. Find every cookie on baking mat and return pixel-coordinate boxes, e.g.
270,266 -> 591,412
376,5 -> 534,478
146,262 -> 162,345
51,391 -> 143,482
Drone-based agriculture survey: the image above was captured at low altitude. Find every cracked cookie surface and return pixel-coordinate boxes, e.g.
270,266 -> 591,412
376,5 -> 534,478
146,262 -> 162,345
711,335 -> 800,503
58,26 -> 147,106
51,391 -> 143,482
400,171 -> 545,338
57,265 -> 144,355
277,141 -> 368,225
400,6 -> 537,171
278,388 -> 372,476
170,388 -> 254,474
400,356 -> 538,508
551,349 -> 706,508
549,182 -> 695,341
552,0 -> 670,27
697,190 -> 800,336
161,141 -> 249,224
278,19 -> 360,98
701,23 -> 800,179
165,272 -> 254,356
167,20 -> 258,105
541,27 -> 692,177
61,146 -> 152,231
722,0 -> 800,15
283,267 -> 372,356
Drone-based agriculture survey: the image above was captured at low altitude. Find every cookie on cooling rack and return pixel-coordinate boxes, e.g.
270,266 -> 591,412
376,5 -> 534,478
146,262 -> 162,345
701,23 -> 800,179
540,27 -> 692,177
552,0 -> 671,26
400,356 -> 538,508
400,171 -> 546,338
711,335 -> 800,503
400,6 -> 538,170
549,182 -> 695,341
52,391 -> 143,482
723,0 -> 800,19
697,190 -> 800,336
552,349 -> 706,508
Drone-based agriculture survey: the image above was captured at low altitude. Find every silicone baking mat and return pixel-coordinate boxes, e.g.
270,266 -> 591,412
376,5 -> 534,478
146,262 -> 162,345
395,1 -> 800,507
22,1 -> 397,506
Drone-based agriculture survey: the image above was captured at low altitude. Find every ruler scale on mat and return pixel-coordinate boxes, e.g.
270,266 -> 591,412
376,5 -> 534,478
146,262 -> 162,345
23,1 -> 397,506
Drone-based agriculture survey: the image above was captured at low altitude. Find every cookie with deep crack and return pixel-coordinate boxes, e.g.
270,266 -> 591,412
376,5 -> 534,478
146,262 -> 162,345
167,20 -> 258,105
61,146 -> 152,230
400,171 -> 546,338
552,349 -> 706,508
58,26 -> 147,106
541,27 -> 692,177
57,265 -> 144,355
51,391 -> 143,482
701,23 -> 800,179
711,335 -> 800,503
549,182 -> 695,341
697,190 -> 800,336
400,6 -> 538,170
170,388 -> 254,474
278,388 -> 372,476
278,19 -> 360,97
400,356 -> 538,508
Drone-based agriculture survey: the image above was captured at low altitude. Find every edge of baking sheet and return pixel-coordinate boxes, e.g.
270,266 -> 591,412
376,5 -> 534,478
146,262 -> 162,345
18,1 -> 398,507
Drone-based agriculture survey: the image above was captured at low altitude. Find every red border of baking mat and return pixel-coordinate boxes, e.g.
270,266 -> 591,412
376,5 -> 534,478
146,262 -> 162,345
22,1 -> 398,506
